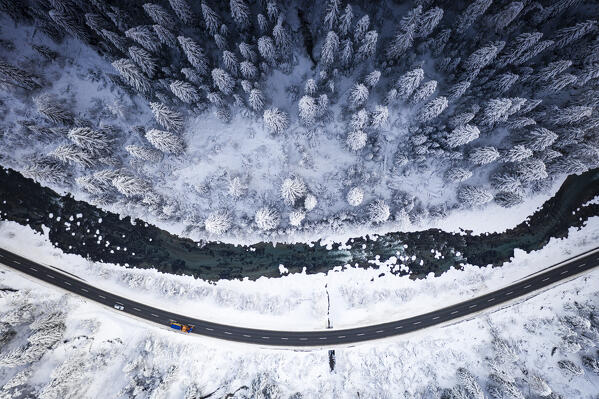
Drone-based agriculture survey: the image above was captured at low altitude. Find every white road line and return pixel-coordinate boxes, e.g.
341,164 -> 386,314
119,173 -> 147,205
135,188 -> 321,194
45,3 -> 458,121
299,338 -> 308,341
432,316 -> 440,320
394,326 -> 403,329
281,337 -> 288,340
578,263 -> 586,268
337,335 -> 346,339
261,336 -> 270,339
224,331 -> 232,335
413,321 -> 421,325
357,333 -> 365,336
451,311 -> 459,315
98,295 -> 106,299
560,270 -> 568,275
469,304 -> 477,308
487,298 -> 495,302
524,284 -> 531,288
206,328 -> 214,331
376,330 -> 384,333
133,308 -> 141,312
46,274 -> 55,279
29,267 -> 37,272
151,313 -> 159,318
64,281 -> 71,286
81,288 -> 88,292
542,277 -> 550,282
506,291 -> 513,295
243,334 -> 251,338
13,261 -> 20,264
319,337 -> 327,340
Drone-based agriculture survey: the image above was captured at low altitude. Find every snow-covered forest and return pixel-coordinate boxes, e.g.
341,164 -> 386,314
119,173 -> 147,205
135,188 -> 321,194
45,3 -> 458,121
0,252 -> 599,398
1,0 -> 598,242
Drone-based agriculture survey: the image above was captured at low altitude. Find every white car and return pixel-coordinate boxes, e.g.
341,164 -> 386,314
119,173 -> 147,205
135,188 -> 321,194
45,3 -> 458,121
114,304 -> 125,311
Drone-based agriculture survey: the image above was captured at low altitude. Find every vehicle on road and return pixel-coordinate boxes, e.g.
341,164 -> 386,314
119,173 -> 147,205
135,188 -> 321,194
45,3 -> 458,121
114,304 -> 124,311
170,321 -> 194,333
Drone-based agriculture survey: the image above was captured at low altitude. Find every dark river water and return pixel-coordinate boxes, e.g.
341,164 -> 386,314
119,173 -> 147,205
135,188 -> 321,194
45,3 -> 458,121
1,167 -> 598,281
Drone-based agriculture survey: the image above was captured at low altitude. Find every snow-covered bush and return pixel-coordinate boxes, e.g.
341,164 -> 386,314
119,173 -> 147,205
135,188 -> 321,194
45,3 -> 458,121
255,207 -> 280,230
204,210 -> 232,234
347,187 -> 364,206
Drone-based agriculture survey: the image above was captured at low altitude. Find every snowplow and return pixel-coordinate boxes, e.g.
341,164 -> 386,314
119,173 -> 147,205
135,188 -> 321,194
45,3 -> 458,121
170,321 -> 194,333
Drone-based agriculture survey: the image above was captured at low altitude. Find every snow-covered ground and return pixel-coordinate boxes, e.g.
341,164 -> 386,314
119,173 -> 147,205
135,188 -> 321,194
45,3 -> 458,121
1,213 -> 599,331
0,244 -> 597,397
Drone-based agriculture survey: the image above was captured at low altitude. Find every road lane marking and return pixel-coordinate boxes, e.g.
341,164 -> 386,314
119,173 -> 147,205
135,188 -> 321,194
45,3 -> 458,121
261,336 -> 270,339
81,288 -> 88,292
98,295 -> 106,299
357,333 -> 365,336
337,335 -> 346,338
243,334 -> 251,338
578,263 -> 586,268
469,304 -> 477,308
281,337 -> 288,340
319,337 -> 327,340
205,328 -> 214,331
413,321 -> 421,325
450,311 -> 459,315
151,314 -> 159,318
224,331 -> 232,335
560,270 -> 568,275
432,316 -> 440,320
542,277 -> 550,282
299,338 -> 308,341
64,281 -> 71,286
506,291 -> 513,295
13,261 -> 20,265
524,284 -> 531,288
376,330 -> 384,333
46,274 -> 55,279
29,267 -> 37,272
487,298 -> 495,302
133,308 -> 141,312
394,326 -> 403,329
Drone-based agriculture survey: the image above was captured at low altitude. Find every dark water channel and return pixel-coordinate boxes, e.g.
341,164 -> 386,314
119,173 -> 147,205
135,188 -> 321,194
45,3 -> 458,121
1,167 -> 599,281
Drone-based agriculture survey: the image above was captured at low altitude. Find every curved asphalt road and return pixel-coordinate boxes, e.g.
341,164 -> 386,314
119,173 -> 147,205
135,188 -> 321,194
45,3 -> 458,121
0,246 -> 598,347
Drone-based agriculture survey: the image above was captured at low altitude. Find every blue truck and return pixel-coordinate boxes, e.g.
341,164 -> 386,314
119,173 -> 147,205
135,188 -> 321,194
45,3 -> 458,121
170,321 -> 194,333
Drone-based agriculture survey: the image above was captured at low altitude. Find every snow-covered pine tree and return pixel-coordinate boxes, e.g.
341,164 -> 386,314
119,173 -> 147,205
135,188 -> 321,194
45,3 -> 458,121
469,146 -> 500,165
125,26 -> 160,53
497,32 -> 542,68
249,88 -> 265,111
323,0 -> 341,31
281,176 -> 307,205
479,98 -> 512,127
33,94 -> 74,125
446,124 -> 480,148
257,36 -> 276,63
515,158 -> 547,182
289,210 -> 306,226
143,3 -> 176,27
273,17 -> 292,57
169,80 -> 200,103
463,41 -> 505,74
321,31 -> 340,67
230,0 -> 250,29
145,128 -> 185,154
239,42 -> 257,62
211,68 -> 235,95
516,127 -> 558,151
255,206 -> 280,230
205,209 -> 232,234
67,127 -> 111,154
364,70 -> 381,87
456,0 -> 492,34
48,9 -> 89,42
553,20 -> 597,49
395,68 -> 424,101
416,96 -> 448,122
101,29 -> 128,53
112,58 -> 152,93
347,187 -> 363,206
350,109 -> 369,130
495,191 -> 524,208
371,105 -> 389,128
349,83 -> 369,108
457,185 -> 493,206
444,167 -> 472,183
340,39 -> 353,68
22,156 -> 70,185
447,81 -> 470,102
201,2 -> 220,35
112,174 -> 152,197
178,36 -> 208,75
415,7 -> 443,38
298,95 -> 317,125
346,129 -> 367,151
125,145 -> 162,162
150,102 -> 184,132
356,30 -> 378,62
168,0 -> 193,24
240,61 -> 258,80
128,46 -> 158,77
502,145 -> 533,162
338,4 -> 353,37
369,199 -> 390,223
0,60 -> 41,90
50,144 -> 94,167
263,107 -> 289,134
410,80 -> 437,104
